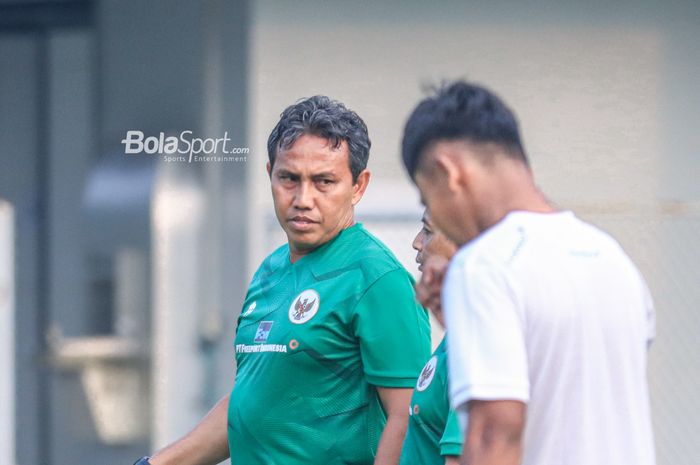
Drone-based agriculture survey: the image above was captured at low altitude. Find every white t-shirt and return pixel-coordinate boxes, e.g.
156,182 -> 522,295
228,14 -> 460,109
443,210 -> 655,465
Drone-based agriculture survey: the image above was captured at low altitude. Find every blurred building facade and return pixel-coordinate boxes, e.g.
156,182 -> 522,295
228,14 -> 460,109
0,1 -> 699,464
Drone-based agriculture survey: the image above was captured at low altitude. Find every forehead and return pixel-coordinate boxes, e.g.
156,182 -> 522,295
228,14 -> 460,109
274,133 -> 350,175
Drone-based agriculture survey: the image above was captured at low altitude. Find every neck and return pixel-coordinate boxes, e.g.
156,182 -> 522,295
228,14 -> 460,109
289,249 -> 311,264
476,164 -> 555,233
288,219 -> 356,263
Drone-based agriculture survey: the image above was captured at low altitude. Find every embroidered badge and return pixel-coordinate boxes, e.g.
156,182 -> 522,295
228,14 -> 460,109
254,321 -> 273,343
288,289 -> 320,324
416,356 -> 438,392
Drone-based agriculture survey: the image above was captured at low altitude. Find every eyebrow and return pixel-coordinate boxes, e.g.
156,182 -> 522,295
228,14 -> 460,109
311,172 -> 336,179
275,168 -> 336,178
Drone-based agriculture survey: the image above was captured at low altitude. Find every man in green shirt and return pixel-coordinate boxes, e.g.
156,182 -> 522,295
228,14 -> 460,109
135,96 -> 430,465
399,211 -> 461,465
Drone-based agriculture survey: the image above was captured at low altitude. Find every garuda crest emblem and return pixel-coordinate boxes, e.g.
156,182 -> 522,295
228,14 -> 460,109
288,289 -> 320,324
416,356 -> 438,392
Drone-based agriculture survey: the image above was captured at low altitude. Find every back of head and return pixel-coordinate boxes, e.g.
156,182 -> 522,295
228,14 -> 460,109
401,81 -> 528,178
267,95 -> 371,182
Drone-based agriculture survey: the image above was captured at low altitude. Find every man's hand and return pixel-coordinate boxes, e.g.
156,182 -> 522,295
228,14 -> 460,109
415,255 -> 450,314
373,387 -> 413,465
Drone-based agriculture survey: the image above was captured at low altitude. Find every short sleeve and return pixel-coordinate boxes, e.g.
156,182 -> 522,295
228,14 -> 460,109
443,255 -> 529,409
439,409 -> 464,457
352,269 -> 431,387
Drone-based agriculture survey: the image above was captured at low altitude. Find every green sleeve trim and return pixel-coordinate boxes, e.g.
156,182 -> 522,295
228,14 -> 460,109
440,442 -> 463,456
365,374 -> 418,388
439,409 -> 464,456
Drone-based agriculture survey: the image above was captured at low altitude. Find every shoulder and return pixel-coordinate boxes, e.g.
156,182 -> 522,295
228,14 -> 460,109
250,243 -> 289,284
319,224 -> 410,285
354,225 -> 406,272
452,210 -> 616,273
450,216 -> 526,275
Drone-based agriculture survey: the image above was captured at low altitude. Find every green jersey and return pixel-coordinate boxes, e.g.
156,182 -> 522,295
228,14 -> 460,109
399,337 -> 463,465
228,223 -> 431,465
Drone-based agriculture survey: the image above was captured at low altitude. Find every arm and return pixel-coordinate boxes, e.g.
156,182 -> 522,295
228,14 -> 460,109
446,456 -> 461,465
351,270 -> 430,463
149,394 -> 231,465
442,259 -> 529,465
460,400 -> 525,465
373,387 -> 413,465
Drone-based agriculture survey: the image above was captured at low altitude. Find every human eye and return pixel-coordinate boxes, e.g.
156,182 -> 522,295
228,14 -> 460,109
278,172 -> 297,183
315,177 -> 335,188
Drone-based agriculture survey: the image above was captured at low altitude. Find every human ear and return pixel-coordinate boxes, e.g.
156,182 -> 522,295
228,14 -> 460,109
351,170 -> 371,205
433,152 -> 463,195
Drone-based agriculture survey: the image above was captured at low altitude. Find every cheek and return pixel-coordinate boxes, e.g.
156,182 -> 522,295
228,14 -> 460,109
417,171 -> 443,196
430,212 -> 456,241
426,202 -> 449,228
320,187 -> 353,215
426,236 -> 455,259
424,237 -> 444,259
271,183 -> 291,204
424,237 -> 436,256
420,187 -> 447,218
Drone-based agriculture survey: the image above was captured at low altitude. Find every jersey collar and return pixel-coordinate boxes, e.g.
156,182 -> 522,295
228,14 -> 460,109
292,223 -> 364,277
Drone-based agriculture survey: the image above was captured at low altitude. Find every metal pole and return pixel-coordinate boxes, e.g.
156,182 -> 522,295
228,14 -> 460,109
0,199 -> 16,465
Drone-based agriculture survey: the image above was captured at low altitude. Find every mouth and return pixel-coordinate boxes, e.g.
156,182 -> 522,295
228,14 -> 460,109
288,216 -> 318,231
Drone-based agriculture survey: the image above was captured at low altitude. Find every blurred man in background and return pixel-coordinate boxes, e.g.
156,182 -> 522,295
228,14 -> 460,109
134,96 -> 430,465
401,81 -> 655,465
400,210 -> 461,465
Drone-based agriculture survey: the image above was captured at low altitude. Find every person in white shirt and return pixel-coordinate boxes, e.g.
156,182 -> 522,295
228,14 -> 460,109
400,80 -> 656,465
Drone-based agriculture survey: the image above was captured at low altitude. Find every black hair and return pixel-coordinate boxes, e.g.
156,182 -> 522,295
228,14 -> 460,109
267,95 -> 371,182
401,80 -> 527,178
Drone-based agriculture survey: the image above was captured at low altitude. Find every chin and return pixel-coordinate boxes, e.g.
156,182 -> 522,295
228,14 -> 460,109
288,234 -> 319,250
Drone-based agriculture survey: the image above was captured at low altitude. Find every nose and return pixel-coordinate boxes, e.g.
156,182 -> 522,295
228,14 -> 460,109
412,229 -> 424,252
293,181 -> 314,210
